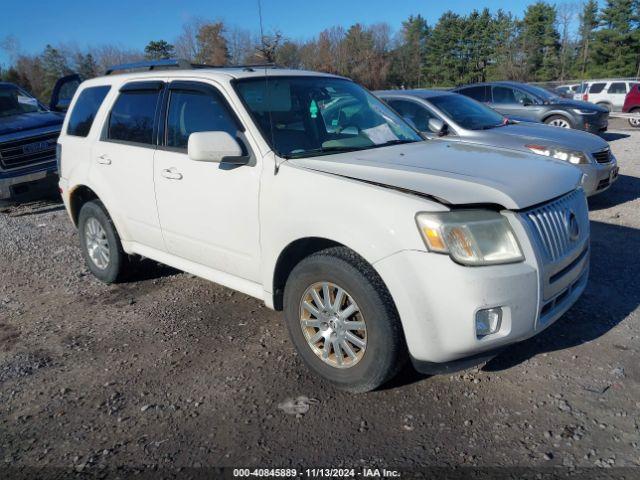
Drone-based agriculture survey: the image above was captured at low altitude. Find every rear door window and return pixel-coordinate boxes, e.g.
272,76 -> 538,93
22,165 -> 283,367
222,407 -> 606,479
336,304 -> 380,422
608,82 -> 627,94
589,83 -> 606,94
107,83 -> 163,145
67,86 -> 111,137
458,86 -> 489,102
387,99 -> 438,131
492,86 -> 517,104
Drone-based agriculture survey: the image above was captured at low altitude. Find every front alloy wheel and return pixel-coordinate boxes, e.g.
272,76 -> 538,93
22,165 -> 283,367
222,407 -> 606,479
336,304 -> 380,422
283,247 -> 407,393
547,117 -> 571,128
300,282 -> 367,369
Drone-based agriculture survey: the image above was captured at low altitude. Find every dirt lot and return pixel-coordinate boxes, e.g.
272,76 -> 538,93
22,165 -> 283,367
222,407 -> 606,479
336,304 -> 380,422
1,127 -> 639,476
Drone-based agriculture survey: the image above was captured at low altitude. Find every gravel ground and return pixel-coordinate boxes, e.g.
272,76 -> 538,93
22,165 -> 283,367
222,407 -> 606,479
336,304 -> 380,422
0,129 -> 639,476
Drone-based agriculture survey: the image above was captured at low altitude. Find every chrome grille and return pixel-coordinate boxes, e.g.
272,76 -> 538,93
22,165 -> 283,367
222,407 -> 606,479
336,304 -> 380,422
0,132 -> 58,170
520,189 -> 589,262
592,149 -> 611,164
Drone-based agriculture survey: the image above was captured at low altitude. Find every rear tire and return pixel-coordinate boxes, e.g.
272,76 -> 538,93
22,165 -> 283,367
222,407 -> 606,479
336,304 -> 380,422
78,200 -> 129,284
629,109 -> 640,128
544,115 -> 573,129
283,247 -> 407,393
596,102 -> 612,112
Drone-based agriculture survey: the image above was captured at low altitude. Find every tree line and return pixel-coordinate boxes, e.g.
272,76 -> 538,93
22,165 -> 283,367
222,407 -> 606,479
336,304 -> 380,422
1,0 -> 638,101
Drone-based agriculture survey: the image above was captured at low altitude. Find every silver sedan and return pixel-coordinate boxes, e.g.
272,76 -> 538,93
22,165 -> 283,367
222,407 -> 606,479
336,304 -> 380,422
376,89 -> 619,196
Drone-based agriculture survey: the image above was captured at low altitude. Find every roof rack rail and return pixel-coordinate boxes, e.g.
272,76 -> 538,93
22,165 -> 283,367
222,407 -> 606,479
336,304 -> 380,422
104,59 -> 281,75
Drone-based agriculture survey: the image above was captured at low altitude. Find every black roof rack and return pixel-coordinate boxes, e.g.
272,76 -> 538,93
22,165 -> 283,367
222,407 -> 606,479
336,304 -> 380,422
104,58 -> 281,75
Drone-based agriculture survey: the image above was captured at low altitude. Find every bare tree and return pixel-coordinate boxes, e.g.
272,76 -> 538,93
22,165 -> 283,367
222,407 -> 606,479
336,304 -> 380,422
175,17 -> 206,61
226,26 -> 256,65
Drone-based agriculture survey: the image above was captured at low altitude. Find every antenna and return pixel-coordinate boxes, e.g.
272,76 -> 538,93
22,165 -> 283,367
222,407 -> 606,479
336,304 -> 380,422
257,0 -> 279,174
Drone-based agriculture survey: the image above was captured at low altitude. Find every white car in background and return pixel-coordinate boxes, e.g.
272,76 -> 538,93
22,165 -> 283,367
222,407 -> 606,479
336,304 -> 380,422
574,80 -> 639,112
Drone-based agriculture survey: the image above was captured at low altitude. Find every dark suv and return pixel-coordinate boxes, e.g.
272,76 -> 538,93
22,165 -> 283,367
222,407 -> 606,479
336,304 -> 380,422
452,81 -> 609,133
0,75 -> 80,204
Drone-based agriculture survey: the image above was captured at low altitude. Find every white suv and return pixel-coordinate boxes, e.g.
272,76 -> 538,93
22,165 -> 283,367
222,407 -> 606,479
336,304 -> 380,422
58,62 -> 590,392
574,80 -> 638,112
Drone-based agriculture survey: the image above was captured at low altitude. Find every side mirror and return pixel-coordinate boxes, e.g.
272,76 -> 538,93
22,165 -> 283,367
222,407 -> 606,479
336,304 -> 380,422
521,98 -> 532,107
428,118 -> 448,136
188,131 -> 247,164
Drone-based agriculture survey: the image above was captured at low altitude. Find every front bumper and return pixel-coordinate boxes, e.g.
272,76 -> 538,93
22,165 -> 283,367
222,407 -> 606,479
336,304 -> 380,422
580,114 -> 608,133
0,162 -> 58,202
374,222 -> 589,365
580,159 -> 619,196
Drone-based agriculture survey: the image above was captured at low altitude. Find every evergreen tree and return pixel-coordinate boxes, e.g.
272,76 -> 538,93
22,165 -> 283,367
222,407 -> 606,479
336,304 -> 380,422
577,0 -> 599,76
144,40 -> 175,60
520,2 -> 561,81
389,15 -> 429,87
75,52 -> 99,78
590,0 -> 640,77
41,44 -> 71,98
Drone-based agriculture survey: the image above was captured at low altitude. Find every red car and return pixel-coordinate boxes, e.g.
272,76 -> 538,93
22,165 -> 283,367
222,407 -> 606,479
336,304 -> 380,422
623,83 -> 640,128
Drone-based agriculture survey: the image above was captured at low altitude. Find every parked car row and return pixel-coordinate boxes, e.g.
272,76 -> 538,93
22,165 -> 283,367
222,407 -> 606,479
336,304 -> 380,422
376,88 -> 618,196
556,79 -> 640,128
0,61 -> 624,392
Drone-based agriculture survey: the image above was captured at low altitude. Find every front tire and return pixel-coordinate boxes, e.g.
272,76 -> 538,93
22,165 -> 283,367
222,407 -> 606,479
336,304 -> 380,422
544,115 -> 573,129
283,247 -> 406,393
629,109 -> 640,128
78,200 -> 128,284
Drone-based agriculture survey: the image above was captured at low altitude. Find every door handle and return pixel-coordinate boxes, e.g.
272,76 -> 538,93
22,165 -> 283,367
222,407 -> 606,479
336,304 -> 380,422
96,154 -> 112,165
161,168 -> 183,180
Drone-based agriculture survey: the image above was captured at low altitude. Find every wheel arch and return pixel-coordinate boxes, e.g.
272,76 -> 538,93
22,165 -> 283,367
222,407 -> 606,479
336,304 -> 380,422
271,237 -> 345,310
69,184 -> 100,226
542,111 -> 573,125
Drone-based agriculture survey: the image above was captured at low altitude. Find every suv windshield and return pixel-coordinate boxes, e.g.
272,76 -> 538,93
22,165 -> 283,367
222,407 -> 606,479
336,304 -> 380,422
234,76 -> 421,158
429,94 -> 506,130
0,84 -> 46,117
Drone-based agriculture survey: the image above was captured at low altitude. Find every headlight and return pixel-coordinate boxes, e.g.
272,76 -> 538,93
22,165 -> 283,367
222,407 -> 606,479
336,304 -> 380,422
416,210 -> 524,266
572,108 -> 597,115
525,144 -> 589,164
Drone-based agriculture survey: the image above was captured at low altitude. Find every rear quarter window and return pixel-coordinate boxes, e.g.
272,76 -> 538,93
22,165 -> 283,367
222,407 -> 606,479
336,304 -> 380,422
66,86 -> 111,137
589,83 -> 606,94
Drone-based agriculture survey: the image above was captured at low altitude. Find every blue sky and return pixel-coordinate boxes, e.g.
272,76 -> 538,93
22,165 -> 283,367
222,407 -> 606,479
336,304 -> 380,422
1,0 -> 538,66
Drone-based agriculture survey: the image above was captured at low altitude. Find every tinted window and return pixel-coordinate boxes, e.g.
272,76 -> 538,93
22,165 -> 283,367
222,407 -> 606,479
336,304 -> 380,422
608,82 -> 627,94
67,86 -> 111,137
108,90 -> 161,144
429,94 -> 505,130
589,83 -> 606,94
166,88 -> 238,149
492,86 -> 517,104
458,86 -> 489,102
387,99 -> 438,131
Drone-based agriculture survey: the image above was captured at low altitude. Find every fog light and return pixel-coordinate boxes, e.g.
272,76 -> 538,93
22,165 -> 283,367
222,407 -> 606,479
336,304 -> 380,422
476,308 -> 502,337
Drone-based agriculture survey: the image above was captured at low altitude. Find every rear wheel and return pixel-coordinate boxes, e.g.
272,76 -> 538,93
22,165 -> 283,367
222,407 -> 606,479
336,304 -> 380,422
78,200 -> 129,283
596,102 -> 612,112
629,109 -> 640,128
544,115 -> 573,129
283,247 -> 406,393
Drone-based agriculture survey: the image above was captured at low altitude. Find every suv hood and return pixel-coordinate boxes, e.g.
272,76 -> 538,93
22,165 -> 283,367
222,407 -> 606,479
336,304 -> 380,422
288,141 -> 581,210
0,111 -> 64,136
550,98 -> 608,113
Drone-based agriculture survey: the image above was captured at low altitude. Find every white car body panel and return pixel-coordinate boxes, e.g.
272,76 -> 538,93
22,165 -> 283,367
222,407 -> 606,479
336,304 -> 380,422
57,68 -> 590,366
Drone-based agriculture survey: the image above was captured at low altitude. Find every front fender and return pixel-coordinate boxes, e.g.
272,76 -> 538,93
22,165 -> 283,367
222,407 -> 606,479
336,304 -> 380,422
259,161 -> 448,297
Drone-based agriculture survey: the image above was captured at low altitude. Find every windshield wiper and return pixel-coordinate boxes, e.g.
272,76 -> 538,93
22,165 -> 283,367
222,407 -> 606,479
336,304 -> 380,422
283,146 -> 368,159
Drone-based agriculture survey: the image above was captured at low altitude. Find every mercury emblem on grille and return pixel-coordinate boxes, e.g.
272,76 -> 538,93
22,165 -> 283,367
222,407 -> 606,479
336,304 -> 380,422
567,210 -> 580,241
